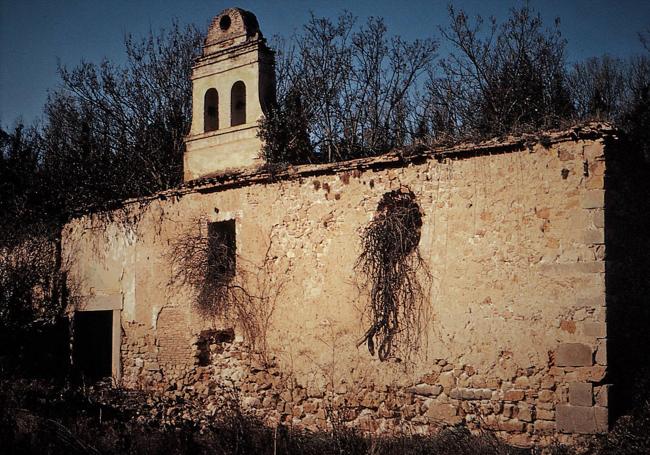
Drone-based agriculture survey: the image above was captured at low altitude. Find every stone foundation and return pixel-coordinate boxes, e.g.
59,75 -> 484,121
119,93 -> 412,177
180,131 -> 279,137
120,333 -> 610,444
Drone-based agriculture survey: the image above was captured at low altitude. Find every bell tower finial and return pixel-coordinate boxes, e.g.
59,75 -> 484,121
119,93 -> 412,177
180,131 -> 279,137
184,8 -> 275,181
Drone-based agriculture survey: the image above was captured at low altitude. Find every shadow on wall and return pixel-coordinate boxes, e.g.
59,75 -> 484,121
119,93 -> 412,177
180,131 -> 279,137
605,134 -> 650,421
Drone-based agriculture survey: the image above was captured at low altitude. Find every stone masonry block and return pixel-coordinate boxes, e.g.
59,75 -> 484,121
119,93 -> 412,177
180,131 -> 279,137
499,419 -> 525,432
407,384 -> 442,397
583,143 -> 605,161
592,209 -> 605,228
538,389 -> 554,402
581,190 -> 604,209
557,343 -> 593,367
517,403 -> 532,422
537,409 -> 555,420
534,420 -> 556,434
577,295 -> 605,307
539,263 -> 604,274
504,390 -> 525,401
595,385 -> 609,407
557,405 -> 608,434
588,160 -> 606,176
582,229 -> 605,245
426,403 -> 458,421
585,173 -> 604,190
577,366 -> 607,383
583,322 -> 606,338
558,147 -> 574,161
569,382 -> 593,406
595,339 -> 607,366
574,261 -> 605,273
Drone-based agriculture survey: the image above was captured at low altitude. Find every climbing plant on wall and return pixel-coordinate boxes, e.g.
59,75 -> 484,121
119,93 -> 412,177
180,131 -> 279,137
356,188 -> 429,361
167,218 -> 284,359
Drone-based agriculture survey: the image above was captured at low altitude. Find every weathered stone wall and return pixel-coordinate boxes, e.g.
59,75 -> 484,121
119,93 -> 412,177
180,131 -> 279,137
63,128 -> 613,445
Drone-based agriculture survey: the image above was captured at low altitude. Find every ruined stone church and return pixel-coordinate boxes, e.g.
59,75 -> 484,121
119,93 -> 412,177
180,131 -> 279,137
62,7 -> 650,446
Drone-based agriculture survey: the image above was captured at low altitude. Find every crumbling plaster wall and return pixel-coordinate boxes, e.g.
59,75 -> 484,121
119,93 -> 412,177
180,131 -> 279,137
62,135 -> 609,444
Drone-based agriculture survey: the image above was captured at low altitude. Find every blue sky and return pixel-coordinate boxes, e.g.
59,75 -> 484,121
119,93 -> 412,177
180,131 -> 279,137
1,0 -> 649,126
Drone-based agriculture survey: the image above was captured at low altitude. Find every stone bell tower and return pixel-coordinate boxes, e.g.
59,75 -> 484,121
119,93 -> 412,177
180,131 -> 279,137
184,8 -> 275,181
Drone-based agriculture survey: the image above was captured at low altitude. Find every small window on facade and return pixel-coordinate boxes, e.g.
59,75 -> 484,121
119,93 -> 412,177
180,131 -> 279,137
231,81 -> 246,126
207,219 -> 236,283
204,88 -> 219,132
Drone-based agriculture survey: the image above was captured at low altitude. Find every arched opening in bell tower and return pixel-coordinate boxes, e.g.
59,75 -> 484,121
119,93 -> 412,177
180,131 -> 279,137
204,88 -> 219,132
231,81 -> 246,126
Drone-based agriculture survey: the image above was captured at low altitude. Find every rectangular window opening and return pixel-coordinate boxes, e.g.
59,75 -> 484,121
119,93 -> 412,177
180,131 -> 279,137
207,219 -> 236,283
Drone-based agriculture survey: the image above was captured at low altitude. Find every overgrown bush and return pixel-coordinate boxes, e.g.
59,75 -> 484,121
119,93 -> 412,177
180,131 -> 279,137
0,238 -> 71,378
259,88 -> 313,164
589,399 -> 650,455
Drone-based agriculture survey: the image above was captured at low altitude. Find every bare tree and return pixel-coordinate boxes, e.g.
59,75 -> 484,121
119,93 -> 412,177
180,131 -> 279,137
39,22 -> 203,217
567,52 -> 650,159
424,5 -> 573,140
640,27 -> 650,53
569,56 -> 628,120
0,124 -> 45,244
621,54 -> 650,161
260,13 -> 437,163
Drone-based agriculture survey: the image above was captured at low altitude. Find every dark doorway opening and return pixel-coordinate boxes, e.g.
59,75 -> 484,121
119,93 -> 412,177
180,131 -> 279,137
73,310 -> 113,381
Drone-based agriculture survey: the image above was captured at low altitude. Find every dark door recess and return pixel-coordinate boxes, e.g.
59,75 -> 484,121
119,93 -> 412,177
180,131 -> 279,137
73,310 -> 113,381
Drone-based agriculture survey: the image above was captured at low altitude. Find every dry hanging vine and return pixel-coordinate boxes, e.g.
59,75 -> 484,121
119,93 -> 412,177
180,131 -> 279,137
167,219 -> 233,318
167,218 -> 283,356
356,188 -> 428,361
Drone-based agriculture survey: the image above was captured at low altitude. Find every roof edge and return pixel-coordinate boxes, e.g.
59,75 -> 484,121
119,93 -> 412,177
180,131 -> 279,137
69,122 -> 617,220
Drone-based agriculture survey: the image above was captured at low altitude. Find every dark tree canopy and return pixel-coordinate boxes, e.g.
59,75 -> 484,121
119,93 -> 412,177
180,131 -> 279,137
261,6 -> 649,157
569,55 -> 650,121
39,22 -> 203,220
0,124 -> 42,243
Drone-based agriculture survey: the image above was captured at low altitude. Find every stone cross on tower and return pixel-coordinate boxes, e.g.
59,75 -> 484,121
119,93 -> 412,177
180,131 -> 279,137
183,8 -> 275,181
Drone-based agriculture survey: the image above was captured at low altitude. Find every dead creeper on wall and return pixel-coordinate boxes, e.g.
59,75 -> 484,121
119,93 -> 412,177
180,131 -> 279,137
356,188 -> 429,361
